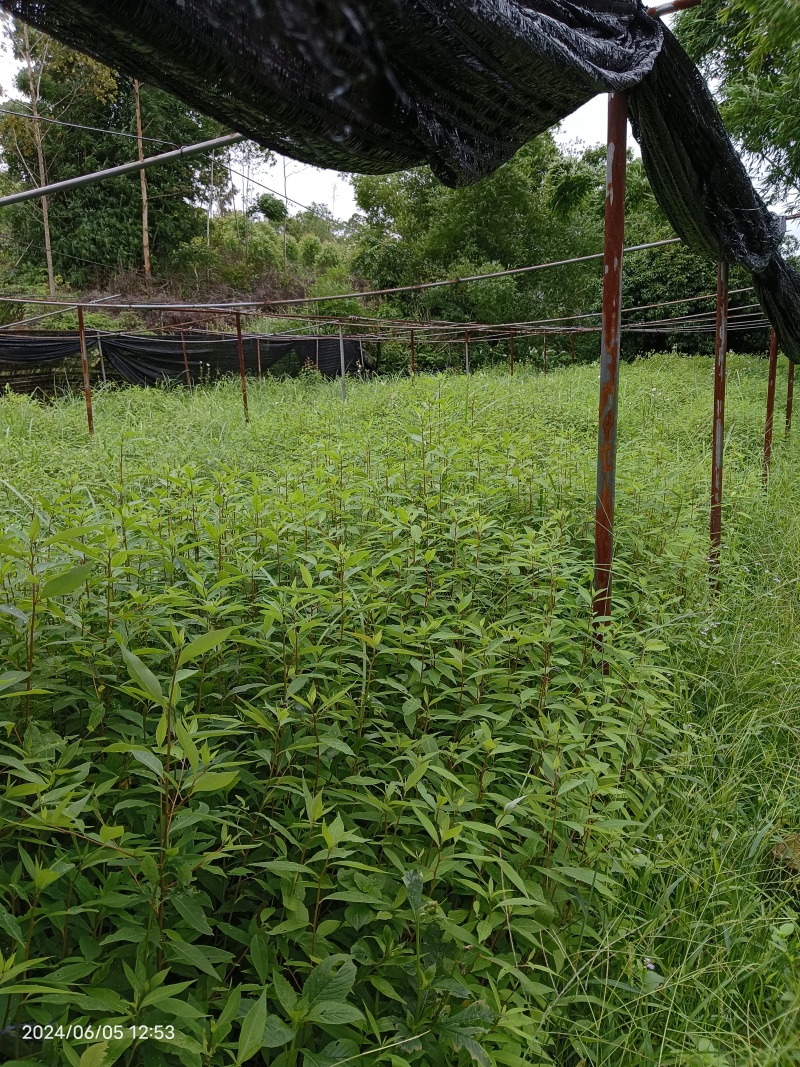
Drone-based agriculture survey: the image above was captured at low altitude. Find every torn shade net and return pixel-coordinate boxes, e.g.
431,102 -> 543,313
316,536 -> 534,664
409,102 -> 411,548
4,0 -> 799,358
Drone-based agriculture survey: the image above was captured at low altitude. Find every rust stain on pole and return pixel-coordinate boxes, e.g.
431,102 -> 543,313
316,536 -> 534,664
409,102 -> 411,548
762,329 -> 778,485
181,331 -> 191,389
510,332 -> 515,377
593,90 -> 628,634
787,359 -> 795,436
77,305 -> 94,437
710,260 -> 729,577
410,328 -> 416,377
235,310 -> 250,423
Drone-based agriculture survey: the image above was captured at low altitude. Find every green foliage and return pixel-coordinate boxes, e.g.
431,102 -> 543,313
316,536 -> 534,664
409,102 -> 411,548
0,359 -> 799,1064
255,195 -> 289,225
676,0 -> 800,204
0,24 -> 225,286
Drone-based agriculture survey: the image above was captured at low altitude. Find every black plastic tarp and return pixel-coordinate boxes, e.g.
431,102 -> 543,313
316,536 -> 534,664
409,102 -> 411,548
3,0 -> 799,358
0,332 -> 365,388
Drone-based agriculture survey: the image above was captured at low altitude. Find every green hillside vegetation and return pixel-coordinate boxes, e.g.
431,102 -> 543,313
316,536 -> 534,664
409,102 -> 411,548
1,358 -> 799,1066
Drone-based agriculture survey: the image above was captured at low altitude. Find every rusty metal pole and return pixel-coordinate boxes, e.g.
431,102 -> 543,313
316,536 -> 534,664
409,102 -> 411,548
76,306 -> 94,437
762,329 -> 778,484
235,310 -> 250,423
339,322 -> 347,400
465,331 -> 470,374
593,90 -> 628,636
787,359 -> 795,436
257,338 -> 262,382
510,332 -> 515,377
181,331 -> 191,389
410,328 -> 416,377
710,260 -> 729,577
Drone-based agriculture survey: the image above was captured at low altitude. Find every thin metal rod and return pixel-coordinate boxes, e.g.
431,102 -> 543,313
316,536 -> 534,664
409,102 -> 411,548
235,311 -> 250,423
77,306 -> 94,437
465,331 -> 470,375
763,329 -> 778,484
710,260 -> 729,575
0,133 -> 244,208
647,0 -> 702,17
787,359 -> 795,437
257,338 -> 262,382
258,239 -> 683,311
510,332 -> 515,377
543,333 -> 548,375
593,90 -> 628,633
410,329 -> 416,376
181,331 -> 191,389
571,334 -> 575,366
316,337 -> 320,371
339,322 -> 347,400
96,333 -> 106,384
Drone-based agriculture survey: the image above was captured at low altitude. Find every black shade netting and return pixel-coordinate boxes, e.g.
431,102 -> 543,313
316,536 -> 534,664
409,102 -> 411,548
98,334 -> 365,386
0,332 -> 366,388
0,333 -> 83,364
3,0 -> 799,358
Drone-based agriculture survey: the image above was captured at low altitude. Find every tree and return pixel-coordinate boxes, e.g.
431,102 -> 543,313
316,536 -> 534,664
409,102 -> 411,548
255,193 -> 289,224
676,0 -> 800,209
0,22 -> 229,287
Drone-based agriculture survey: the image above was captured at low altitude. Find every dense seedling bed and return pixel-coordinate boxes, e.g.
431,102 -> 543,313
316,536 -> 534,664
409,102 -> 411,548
0,358 -> 799,1067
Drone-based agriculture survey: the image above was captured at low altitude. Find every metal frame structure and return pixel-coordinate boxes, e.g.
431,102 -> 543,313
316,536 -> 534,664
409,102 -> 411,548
2,39 -> 794,645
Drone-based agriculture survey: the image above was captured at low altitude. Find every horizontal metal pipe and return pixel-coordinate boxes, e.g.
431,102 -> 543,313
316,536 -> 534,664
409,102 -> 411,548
0,133 -> 245,207
647,0 -> 702,18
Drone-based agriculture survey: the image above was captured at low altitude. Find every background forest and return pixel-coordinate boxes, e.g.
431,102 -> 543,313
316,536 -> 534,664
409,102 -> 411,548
0,2 -> 797,369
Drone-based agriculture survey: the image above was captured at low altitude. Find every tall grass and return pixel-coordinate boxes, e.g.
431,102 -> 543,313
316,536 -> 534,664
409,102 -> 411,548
0,355 -> 798,1067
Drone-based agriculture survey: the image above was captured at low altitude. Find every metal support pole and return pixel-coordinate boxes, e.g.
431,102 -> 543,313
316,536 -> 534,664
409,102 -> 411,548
257,338 -> 262,382
763,329 -> 778,484
235,310 -> 250,423
96,333 -> 107,384
339,322 -> 347,401
465,331 -> 470,375
593,90 -> 628,634
787,359 -> 795,436
510,332 -> 515,377
77,306 -> 94,437
410,328 -> 416,377
181,331 -> 191,389
571,334 -> 575,366
543,333 -> 548,375
316,337 -> 320,371
710,260 -> 729,575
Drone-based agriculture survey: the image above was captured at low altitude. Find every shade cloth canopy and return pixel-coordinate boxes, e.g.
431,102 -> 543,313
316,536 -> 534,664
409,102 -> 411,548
3,0 -> 798,357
